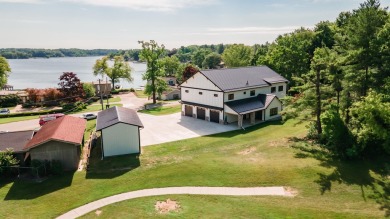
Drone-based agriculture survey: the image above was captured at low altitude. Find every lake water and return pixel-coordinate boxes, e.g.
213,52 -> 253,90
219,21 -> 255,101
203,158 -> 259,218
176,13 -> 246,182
7,57 -> 147,89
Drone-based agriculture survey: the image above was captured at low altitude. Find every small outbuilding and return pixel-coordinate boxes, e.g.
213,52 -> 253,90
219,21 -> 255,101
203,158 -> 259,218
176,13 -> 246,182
24,116 -> 86,170
96,106 -> 144,158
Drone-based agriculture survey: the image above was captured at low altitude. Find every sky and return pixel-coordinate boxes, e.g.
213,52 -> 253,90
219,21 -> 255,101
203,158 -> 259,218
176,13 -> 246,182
0,0 -> 389,49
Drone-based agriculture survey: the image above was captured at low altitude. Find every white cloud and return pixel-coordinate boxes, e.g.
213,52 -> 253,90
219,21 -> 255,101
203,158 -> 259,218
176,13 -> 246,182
61,0 -> 218,12
207,26 -> 313,35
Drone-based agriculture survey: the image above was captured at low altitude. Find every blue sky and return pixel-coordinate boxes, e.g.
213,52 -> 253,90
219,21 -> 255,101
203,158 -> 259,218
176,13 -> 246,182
0,0 -> 387,49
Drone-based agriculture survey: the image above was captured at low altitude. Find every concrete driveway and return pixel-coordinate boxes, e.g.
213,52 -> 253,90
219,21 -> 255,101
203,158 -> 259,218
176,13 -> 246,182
139,112 -> 239,146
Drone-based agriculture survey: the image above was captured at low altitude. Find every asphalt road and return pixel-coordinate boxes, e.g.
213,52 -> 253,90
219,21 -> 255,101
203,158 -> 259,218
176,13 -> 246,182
0,112 -> 93,132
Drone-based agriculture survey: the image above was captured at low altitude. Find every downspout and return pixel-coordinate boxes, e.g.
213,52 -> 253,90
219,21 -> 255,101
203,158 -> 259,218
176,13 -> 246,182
100,130 -> 104,160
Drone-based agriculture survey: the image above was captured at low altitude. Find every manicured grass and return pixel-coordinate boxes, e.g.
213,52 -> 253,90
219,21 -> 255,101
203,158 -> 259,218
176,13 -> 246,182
107,96 -> 121,103
79,103 -> 122,113
0,115 -> 39,124
138,105 -> 181,115
0,119 -> 389,218
83,119 -> 96,143
133,90 -> 148,98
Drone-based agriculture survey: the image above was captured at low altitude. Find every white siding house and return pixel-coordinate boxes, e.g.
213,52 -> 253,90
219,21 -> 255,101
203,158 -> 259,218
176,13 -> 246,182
96,106 -> 143,158
179,66 -> 288,127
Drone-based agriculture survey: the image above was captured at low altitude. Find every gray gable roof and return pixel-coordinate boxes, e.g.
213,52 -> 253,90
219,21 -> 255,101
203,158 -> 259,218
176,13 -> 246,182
200,66 -> 288,92
96,106 -> 144,131
0,130 -> 34,153
225,94 -> 277,114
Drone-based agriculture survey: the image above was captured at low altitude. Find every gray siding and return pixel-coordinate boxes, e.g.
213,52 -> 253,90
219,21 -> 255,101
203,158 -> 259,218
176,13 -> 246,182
30,141 -> 80,170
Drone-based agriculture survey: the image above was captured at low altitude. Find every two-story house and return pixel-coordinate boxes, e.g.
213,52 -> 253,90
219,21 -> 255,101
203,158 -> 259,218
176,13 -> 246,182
179,66 -> 288,128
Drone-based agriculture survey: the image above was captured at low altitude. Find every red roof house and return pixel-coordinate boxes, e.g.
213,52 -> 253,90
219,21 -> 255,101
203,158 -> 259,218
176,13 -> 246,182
24,116 -> 86,170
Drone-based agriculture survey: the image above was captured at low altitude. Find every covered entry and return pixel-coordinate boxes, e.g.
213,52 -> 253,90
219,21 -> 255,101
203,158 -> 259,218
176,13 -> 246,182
197,107 -> 205,120
210,110 -> 219,123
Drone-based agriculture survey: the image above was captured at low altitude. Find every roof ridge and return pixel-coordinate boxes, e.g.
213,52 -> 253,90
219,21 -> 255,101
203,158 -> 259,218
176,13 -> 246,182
201,65 -> 267,72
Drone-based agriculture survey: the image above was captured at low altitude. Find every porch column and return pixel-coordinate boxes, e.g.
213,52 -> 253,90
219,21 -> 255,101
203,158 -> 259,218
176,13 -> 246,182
238,114 -> 243,128
250,112 -> 255,125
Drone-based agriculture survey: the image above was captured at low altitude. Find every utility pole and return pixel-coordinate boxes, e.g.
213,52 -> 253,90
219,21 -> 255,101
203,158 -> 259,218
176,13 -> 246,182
98,79 -> 103,111
106,77 -> 110,109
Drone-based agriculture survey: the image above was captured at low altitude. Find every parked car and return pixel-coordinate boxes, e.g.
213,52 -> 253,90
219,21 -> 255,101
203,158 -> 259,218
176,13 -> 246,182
81,113 -> 97,120
39,113 -> 65,126
0,108 -> 10,114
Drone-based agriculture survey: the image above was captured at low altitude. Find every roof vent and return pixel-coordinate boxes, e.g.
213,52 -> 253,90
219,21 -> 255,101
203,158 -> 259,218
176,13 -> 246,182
246,81 -> 249,86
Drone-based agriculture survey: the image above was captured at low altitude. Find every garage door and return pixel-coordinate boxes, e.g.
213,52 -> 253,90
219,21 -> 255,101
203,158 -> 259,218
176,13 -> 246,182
185,105 -> 193,117
210,110 -> 219,123
197,107 -> 205,120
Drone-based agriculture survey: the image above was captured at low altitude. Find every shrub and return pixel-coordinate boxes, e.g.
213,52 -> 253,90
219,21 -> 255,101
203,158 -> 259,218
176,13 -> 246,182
0,149 -> 19,176
0,94 -> 21,107
83,83 -> 96,98
0,108 -> 65,118
61,101 -> 87,112
49,160 -> 63,175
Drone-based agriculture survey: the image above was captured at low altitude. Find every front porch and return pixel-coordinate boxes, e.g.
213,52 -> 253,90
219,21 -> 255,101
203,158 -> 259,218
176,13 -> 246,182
225,109 -> 265,128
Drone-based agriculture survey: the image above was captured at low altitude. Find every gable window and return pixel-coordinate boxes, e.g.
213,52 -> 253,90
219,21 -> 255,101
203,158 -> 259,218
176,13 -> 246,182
250,90 -> 255,96
199,92 -> 203,95
214,94 -> 218,97
278,86 -> 283,92
270,107 -> 278,116
185,90 -> 189,93
228,93 -> 234,100
271,87 -> 276,93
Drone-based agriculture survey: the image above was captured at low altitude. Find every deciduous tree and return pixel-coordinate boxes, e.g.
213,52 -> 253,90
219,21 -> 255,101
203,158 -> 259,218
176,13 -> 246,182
202,52 -> 222,69
139,40 -> 165,104
93,56 -> 133,89
221,44 -> 252,67
0,56 -> 11,88
58,72 -> 84,102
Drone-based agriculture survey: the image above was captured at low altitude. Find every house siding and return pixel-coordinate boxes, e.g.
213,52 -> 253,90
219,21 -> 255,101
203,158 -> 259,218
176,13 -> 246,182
265,98 -> 282,121
102,123 -> 140,157
181,73 -> 221,91
29,141 -> 80,170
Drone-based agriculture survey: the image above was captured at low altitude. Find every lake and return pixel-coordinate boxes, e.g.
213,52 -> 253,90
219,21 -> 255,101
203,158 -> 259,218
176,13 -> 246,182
6,57 -> 147,89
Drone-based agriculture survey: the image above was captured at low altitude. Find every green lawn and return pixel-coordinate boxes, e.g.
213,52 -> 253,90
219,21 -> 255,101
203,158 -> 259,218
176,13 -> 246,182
133,90 -> 148,98
79,103 -> 122,113
0,119 -> 389,218
138,105 -> 181,115
108,96 -> 121,103
0,115 -> 39,124
83,119 -> 96,143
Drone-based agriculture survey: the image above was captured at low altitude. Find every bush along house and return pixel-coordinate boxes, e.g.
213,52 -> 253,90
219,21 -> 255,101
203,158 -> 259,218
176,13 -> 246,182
179,66 -> 288,128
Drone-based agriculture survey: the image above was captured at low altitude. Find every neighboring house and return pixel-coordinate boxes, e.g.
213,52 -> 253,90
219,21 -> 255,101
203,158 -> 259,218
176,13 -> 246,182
179,66 -> 288,128
147,77 -> 181,100
90,81 -> 112,96
24,116 -> 86,170
0,130 -> 35,166
0,90 -> 28,103
96,106 -> 144,158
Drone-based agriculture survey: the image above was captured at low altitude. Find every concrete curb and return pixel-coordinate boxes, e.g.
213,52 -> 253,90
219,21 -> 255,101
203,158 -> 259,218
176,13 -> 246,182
57,186 -> 291,219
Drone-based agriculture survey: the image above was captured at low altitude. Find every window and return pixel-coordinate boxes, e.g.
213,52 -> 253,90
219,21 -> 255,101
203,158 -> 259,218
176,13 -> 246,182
278,86 -> 283,92
185,90 -> 189,93
214,94 -> 218,97
250,90 -> 255,96
243,91 -> 246,95
199,92 -> 203,95
270,107 -> 278,116
228,93 -> 234,100
271,87 -> 276,93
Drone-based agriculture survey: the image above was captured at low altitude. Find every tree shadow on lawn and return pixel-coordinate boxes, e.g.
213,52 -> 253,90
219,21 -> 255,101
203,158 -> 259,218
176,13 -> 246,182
291,138 -> 390,216
203,120 -> 285,139
4,171 -> 75,200
86,141 -> 140,179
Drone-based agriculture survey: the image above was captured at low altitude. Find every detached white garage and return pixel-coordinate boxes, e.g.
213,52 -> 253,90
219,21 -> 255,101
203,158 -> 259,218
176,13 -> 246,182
96,106 -> 144,158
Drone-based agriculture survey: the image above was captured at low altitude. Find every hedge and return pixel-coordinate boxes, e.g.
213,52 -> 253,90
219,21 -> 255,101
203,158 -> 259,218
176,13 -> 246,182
0,109 -> 65,118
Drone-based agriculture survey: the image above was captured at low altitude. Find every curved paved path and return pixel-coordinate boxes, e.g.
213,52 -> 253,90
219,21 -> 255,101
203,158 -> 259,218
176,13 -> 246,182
57,186 -> 291,219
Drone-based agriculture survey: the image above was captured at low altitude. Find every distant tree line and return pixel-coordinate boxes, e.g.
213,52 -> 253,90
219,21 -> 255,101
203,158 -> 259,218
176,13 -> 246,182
0,48 -> 121,59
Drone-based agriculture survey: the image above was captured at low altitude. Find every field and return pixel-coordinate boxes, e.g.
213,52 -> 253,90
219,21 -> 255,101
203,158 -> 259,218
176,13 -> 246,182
0,119 -> 389,218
